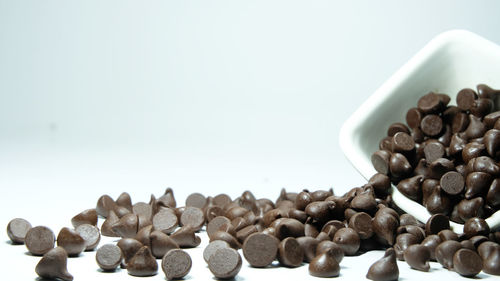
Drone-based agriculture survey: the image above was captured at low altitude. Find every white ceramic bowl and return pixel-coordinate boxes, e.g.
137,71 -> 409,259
340,30 -> 500,233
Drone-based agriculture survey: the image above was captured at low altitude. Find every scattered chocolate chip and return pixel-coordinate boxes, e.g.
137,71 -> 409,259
403,244 -> 430,271
453,248 -> 482,277
101,210 -> 120,237
366,248 -> 399,281
112,213 -> 139,238
170,226 -> 201,248
25,225 -> 56,256
161,249 -> 192,280
127,246 -> 158,276
308,248 -> 341,277
96,194 -> 116,218
152,208 -> 178,234
56,227 -> 85,257
75,224 -> 100,251
242,232 -> 279,267
71,208 -> 98,228
35,246 -> 73,281
6,218 -> 32,244
117,238 -> 143,268
96,244 -> 122,271
208,247 -> 242,279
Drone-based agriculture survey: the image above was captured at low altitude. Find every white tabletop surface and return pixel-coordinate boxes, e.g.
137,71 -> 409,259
1,1 -> 500,280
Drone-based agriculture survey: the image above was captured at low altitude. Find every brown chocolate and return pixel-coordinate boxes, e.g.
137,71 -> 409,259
348,212 -> 373,239
425,214 -> 449,235
203,240 -> 230,263
112,213 -> 138,238
6,218 -> 31,244
403,244 -> 430,271
308,249 -> 341,277
185,192 -> 207,209
96,244 -> 122,271
333,227 -> 360,256
278,237 -> 304,267
435,240 -> 462,269
71,209 -> 98,228
453,248 -> 482,277
170,226 -> 201,248
56,227 -> 86,256
179,206 -> 205,231
150,230 -> 179,258
161,249 -> 192,280
296,236 -> 319,263
242,232 -> 279,267
96,194 -> 116,218
75,224 -> 100,251
315,240 -> 344,263
101,210 -> 120,237
117,238 -> 143,268
35,247 -> 73,281
25,225 -> 56,256
127,246 -> 158,276
152,209 -> 178,234
208,247 -> 242,279
366,248 -> 399,281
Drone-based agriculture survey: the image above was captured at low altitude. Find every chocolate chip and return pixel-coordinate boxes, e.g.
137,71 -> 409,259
112,213 -> 138,238
127,246 -> 158,277
439,171 -> 464,196
351,189 -> 377,213
406,107 -> 423,129
6,218 -> 31,244
152,208 -> 178,234
96,244 -> 122,271
403,244 -> 430,271
484,129 -> 500,156
420,234 -> 441,261
424,141 -> 445,163
481,244 -> 500,275
348,212 -> 373,239
308,249 -> 340,277
209,231 -> 240,249
369,173 -> 391,197
35,247 -> 73,281
96,194 -> 116,218
470,98 -> 493,117
116,192 -> 133,211
161,249 -> 192,280
132,202 -> 153,220
305,201 -> 335,223
487,178 -> 500,207
274,218 -> 305,240
425,214 -> 450,235
278,237 -> 304,267
75,224 -> 100,251
392,132 -> 415,152
315,240 -> 344,263
333,227 -> 360,256
457,197 -> 484,221
101,210 -> 120,237
242,232 -> 279,267
366,248 -> 399,281
387,122 -> 410,137
71,209 -> 98,228
179,206 -> 205,231
295,191 -> 313,211
170,226 -> 201,248
372,212 -> 398,246
464,217 -> 490,238
150,230 -> 179,258
204,240 -> 230,263
396,175 -> 423,202
421,114 -> 443,136
435,240 -> 462,269
25,225 -> 56,256
158,188 -> 177,208
457,88 -> 478,111
452,112 -> 470,133
185,192 -> 207,209
465,172 -> 493,199
117,238 -> 143,268
418,92 -> 443,113
398,214 -> 419,227
453,248 -> 482,277
437,229 -> 458,241
389,153 -> 413,178
56,227 -> 85,257
465,115 -> 487,140
371,150 -> 391,175
296,236 -> 319,263
394,233 -> 419,260
208,247 -> 242,279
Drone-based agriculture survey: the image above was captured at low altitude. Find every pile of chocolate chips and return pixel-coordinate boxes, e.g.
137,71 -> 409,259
371,84 -> 500,222
5,85 -> 500,280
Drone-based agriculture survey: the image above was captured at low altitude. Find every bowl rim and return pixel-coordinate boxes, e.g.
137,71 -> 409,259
339,29 -> 500,233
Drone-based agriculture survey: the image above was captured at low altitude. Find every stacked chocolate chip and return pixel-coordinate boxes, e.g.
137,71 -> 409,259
372,85 -> 500,222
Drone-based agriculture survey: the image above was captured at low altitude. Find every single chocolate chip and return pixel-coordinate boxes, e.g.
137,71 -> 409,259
117,238 -> 143,268
206,216 -> 232,239
170,226 -> 201,248
452,112 -> 470,133
315,240 -> 344,263
333,227 -> 360,256
387,122 -> 410,137
213,194 -> 232,207
389,153 -> 412,178
150,230 -> 179,258
372,212 -> 399,246
464,217 -> 490,238
460,240 -> 475,251
418,92 -> 443,113
305,201 -> 335,223
101,210 -> 120,237
116,192 -> 133,211
366,248 -> 399,281
152,208 -> 178,234
96,194 -> 116,218
457,197 -> 484,221
161,249 -> 192,280
438,229 -> 458,241
465,172 -> 493,199
420,234 -> 441,261
112,213 -> 139,238
6,218 -> 32,244
242,232 -> 279,267
127,246 -> 158,276
71,208 -> 98,228
472,156 -> 500,176
204,240 -> 230,263
278,237 -> 304,267
185,192 -> 207,209
421,114 -> 443,137
425,214 -> 450,236
487,178 -> 500,208
462,142 -> 486,164
25,225 -> 56,256
371,150 -> 391,175
35,246 -> 73,281
465,115 -> 487,140
406,107 -> 423,129
484,111 -> 500,128
403,244 -> 430,271
470,98 -> 493,117
236,225 -> 259,244
96,244 -> 122,271
399,214 -> 419,227
351,189 -> 377,213
56,227 -> 86,257
394,233 -> 420,260
75,224 -> 100,251
296,236 -> 319,263
308,249 -> 341,277
397,225 -> 425,242
484,129 -> 500,156
424,141 -> 445,164
208,247 -> 242,279
295,191 -> 313,211
179,206 -> 205,231
435,240 -> 462,269
396,175 -> 423,202
132,202 -> 153,220
158,188 -> 177,208
392,132 -> 415,152
368,173 -> 391,197
209,230 -> 240,249
453,248 -> 482,277
457,88 -> 478,110
439,171 -> 464,195
274,218 -> 305,240
348,212 -> 373,239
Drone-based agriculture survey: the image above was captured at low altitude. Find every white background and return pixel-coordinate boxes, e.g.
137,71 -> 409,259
1,1 -> 500,280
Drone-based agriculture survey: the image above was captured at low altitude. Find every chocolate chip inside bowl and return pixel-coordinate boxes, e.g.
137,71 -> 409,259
371,85 -> 500,230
